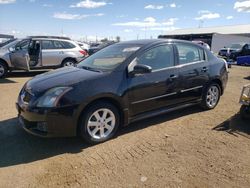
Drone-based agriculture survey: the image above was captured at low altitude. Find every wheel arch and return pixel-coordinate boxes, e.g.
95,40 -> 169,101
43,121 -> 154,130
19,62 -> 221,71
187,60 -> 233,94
0,58 -> 9,70
61,57 -> 77,67
209,78 -> 223,95
76,96 -> 126,136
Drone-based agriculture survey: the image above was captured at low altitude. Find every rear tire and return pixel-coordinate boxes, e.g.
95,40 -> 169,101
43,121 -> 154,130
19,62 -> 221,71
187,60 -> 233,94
200,83 -> 221,110
62,59 -> 76,67
0,61 -> 8,78
79,102 -> 120,144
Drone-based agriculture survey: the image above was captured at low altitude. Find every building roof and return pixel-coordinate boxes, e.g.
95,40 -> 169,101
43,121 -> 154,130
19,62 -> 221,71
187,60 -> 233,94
163,24 -> 250,36
0,34 -> 14,39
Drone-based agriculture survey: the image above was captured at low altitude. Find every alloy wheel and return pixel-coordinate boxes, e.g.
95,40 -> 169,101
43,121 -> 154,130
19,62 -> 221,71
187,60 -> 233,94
63,61 -> 75,67
87,108 -> 116,140
206,86 -> 219,108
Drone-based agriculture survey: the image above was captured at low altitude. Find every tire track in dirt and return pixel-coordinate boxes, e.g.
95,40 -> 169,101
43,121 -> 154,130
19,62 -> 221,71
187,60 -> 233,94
35,132 -> 173,187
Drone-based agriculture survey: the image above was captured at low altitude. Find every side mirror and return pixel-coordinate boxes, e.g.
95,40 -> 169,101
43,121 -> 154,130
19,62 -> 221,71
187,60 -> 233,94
130,64 -> 152,76
8,47 -> 15,52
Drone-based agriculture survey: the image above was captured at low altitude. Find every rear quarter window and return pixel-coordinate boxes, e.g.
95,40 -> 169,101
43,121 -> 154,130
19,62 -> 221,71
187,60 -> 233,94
176,43 -> 205,64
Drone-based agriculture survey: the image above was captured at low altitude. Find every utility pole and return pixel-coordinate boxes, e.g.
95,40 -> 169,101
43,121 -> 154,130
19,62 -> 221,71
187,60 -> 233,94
198,20 -> 204,28
61,27 -> 64,36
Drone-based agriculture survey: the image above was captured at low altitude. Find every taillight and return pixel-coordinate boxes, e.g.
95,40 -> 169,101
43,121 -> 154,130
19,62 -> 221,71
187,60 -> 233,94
79,50 -> 88,56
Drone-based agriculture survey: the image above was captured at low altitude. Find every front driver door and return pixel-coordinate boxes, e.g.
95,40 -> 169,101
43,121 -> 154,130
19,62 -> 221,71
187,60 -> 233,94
127,44 -> 181,116
9,39 -> 30,71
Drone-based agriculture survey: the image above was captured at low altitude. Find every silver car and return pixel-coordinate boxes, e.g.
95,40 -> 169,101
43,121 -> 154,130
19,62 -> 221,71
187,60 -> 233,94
0,36 -> 87,78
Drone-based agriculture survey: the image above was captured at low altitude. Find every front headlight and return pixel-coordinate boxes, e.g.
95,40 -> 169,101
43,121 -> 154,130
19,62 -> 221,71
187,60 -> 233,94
36,87 -> 72,108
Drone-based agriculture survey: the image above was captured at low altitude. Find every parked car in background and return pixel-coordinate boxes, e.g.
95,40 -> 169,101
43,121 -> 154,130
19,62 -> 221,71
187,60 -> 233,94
76,41 -> 90,52
0,38 -> 17,48
218,43 -> 250,60
237,55 -> 250,66
230,43 -> 250,61
192,40 -> 210,51
0,36 -> 87,78
239,84 -> 250,120
16,39 -> 228,144
88,41 -> 116,55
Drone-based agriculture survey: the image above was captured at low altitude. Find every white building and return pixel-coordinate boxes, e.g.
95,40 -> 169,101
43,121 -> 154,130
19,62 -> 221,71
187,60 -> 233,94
159,24 -> 250,54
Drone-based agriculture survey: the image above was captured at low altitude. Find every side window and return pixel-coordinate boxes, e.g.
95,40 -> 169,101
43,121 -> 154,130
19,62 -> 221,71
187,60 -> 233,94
15,40 -> 30,50
199,48 -> 206,61
176,44 -> 203,64
53,41 -> 64,49
41,40 -> 54,50
61,41 -> 76,49
137,45 -> 174,71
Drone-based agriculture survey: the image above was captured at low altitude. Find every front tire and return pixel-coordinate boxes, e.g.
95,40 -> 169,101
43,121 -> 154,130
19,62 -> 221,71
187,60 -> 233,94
201,83 -> 221,110
0,62 -> 8,78
79,102 -> 120,144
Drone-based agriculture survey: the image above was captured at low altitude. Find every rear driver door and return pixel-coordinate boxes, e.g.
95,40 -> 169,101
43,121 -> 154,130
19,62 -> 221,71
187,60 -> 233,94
175,43 -> 210,102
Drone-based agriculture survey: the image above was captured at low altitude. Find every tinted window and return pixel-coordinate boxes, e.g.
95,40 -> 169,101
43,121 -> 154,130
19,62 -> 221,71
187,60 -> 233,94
137,45 -> 174,70
41,40 -> 54,49
176,44 -> 203,64
61,41 -> 76,49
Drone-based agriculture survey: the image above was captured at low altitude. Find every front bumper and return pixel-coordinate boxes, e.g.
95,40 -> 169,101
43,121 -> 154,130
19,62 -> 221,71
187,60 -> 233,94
16,102 -> 79,138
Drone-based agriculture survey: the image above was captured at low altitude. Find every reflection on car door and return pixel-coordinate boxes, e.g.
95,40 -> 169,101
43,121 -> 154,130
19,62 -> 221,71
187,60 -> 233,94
127,44 -> 181,116
41,40 -> 62,66
9,39 -> 30,71
175,43 -> 209,102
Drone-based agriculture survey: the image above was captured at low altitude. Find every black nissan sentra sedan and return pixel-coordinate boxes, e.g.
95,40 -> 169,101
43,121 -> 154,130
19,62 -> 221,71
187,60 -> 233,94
16,39 -> 228,144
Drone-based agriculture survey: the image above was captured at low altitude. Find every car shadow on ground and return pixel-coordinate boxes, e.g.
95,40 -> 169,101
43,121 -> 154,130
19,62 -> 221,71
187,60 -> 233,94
7,71 -> 46,78
0,78 -> 17,84
0,106 -> 202,168
213,113 -> 250,139
244,76 -> 250,80
0,71 -> 46,84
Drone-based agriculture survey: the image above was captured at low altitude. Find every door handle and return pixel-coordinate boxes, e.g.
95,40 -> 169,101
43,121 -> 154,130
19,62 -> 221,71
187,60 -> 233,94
201,67 -> 208,72
169,74 -> 178,80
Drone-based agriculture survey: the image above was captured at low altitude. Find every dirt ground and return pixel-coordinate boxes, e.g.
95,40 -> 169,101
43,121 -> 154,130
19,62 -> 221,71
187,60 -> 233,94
0,66 -> 250,188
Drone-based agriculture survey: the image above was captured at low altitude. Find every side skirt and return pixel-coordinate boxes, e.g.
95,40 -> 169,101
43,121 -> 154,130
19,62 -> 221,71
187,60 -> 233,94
128,100 -> 201,124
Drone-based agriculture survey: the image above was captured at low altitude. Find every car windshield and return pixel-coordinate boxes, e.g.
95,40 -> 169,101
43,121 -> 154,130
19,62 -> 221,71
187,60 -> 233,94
229,43 -> 244,49
0,38 -> 17,48
78,44 -> 142,71
3,39 -> 20,49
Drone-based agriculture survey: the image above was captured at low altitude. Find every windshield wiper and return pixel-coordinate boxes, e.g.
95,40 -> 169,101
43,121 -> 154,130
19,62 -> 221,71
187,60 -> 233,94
80,66 -> 102,73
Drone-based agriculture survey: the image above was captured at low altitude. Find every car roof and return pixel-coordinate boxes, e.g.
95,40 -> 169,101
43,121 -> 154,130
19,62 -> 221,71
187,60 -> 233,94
27,36 -> 71,40
31,38 -> 72,42
118,39 -> 197,46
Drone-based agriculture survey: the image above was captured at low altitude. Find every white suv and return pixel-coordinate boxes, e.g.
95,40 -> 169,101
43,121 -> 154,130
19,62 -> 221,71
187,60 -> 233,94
0,36 -> 88,78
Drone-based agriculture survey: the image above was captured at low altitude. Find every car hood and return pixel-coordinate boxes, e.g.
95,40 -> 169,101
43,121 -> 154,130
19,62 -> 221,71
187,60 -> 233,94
26,67 -> 103,94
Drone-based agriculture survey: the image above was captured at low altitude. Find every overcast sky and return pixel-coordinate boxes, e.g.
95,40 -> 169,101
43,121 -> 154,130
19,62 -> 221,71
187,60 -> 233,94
0,0 -> 250,41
